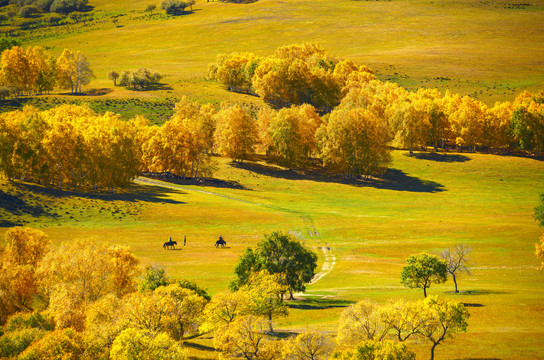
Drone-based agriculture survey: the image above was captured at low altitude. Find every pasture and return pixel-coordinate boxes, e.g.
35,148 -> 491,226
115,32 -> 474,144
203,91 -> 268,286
1,151 -> 543,359
2,0 -> 544,358
7,0 -> 543,108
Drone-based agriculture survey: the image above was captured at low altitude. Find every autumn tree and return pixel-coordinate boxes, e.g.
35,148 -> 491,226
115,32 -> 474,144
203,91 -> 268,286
318,107 -> 392,179
108,70 -> 119,86
139,264 -> 169,292
240,270 -> 288,332
332,340 -> 415,360
400,253 -> 447,297
208,52 -> 262,93
17,328 -> 84,360
56,49 -> 94,93
440,244 -> 471,293
511,91 -> 544,156
417,296 -> 469,360
126,284 -> 207,340
0,227 -> 49,324
260,104 -> 322,168
283,330 -> 334,360
200,291 -> 252,333
110,328 -> 188,360
444,94 -> 487,151
389,93 -> 431,154
336,299 -> 389,346
214,104 -> 258,162
214,315 -> 282,360
536,234 -> 544,270
38,239 -> 140,330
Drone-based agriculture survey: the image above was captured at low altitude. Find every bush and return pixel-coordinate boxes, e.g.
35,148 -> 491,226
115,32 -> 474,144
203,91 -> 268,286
19,5 -> 38,18
160,0 -> 191,15
118,68 -> 163,91
50,0 -> 88,14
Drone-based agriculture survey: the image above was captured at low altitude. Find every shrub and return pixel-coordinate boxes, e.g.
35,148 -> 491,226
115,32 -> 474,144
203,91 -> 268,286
19,5 -> 38,18
160,0 -> 189,15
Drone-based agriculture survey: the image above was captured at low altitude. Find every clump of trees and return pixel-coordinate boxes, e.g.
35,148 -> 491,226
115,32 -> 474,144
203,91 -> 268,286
3,0 -> 89,14
209,43 -> 544,158
0,46 -> 93,95
160,0 -> 195,15
335,296 -> 470,360
0,105 -> 141,191
114,68 -> 163,90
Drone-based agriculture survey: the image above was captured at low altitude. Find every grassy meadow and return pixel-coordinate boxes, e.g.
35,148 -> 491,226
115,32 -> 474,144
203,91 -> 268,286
1,0 -> 541,110
2,0 -> 544,358
2,151 -> 544,359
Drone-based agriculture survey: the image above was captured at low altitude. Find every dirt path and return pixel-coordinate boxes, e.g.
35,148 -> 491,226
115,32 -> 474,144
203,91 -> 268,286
134,176 -> 335,285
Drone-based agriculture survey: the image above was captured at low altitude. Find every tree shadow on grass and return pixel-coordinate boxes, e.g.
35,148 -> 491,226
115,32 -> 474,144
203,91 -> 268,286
406,152 -> 471,163
287,297 -> 354,310
183,341 -> 216,353
0,180 -> 186,222
232,161 -> 445,193
456,289 -> 509,296
142,173 -> 249,191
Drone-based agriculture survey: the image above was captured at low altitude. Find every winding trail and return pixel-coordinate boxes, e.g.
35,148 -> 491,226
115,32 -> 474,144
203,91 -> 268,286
134,176 -> 335,286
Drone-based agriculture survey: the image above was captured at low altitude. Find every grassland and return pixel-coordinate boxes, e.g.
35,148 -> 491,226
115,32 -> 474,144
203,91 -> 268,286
1,151 -> 543,359
2,0 -> 544,358
1,0 -> 541,110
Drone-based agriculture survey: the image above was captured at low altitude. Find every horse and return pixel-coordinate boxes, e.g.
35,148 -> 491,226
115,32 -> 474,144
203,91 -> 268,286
163,240 -> 177,250
215,239 -> 226,248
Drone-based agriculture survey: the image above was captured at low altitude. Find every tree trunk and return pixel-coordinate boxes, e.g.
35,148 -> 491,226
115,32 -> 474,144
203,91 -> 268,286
453,273 -> 459,293
423,285 -> 427,298
430,342 -> 438,360
289,288 -> 295,300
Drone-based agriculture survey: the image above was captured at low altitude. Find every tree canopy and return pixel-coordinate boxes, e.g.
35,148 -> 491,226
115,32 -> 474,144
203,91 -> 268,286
231,231 -> 318,299
400,253 -> 447,297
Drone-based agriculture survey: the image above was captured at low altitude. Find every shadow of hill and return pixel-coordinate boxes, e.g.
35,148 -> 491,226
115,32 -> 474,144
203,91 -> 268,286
232,162 -> 446,193
407,152 -> 471,163
142,172 -> 249,190
287,297 -> 354,310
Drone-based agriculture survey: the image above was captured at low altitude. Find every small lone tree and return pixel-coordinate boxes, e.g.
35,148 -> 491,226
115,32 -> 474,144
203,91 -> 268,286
145,4 -> 157,15
108,70 -> 119,86
440,244 -> 471,293
401,253 -> 447,297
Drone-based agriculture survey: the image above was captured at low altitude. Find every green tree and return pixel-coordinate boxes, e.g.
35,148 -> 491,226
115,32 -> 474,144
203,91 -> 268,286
140,264 -> 169,292
231,232 -> 318,300
400,253 -> 447,297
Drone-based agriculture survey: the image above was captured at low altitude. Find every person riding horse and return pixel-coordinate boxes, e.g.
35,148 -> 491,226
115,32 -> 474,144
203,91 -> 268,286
163,237 -> 177,250
215,235 -> 226,248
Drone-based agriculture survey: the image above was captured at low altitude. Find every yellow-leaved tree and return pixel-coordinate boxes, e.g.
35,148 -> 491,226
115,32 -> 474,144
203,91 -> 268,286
0,227 -> 49,324
56,49 -> 94,94
214,104 -> 258,162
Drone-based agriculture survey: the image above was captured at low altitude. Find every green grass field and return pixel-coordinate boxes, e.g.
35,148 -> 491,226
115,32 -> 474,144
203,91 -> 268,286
3,0 -> 542,108
2,0 -> 544,358
2,151 -> 543,359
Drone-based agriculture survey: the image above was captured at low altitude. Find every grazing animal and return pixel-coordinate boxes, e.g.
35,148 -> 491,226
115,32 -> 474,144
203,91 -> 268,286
215,239 -> 227,248
163,240 -> 177,250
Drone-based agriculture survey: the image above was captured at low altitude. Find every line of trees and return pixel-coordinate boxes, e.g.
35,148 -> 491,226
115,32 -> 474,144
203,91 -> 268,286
0,46 -> 94,95
2,87 -> 542,192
